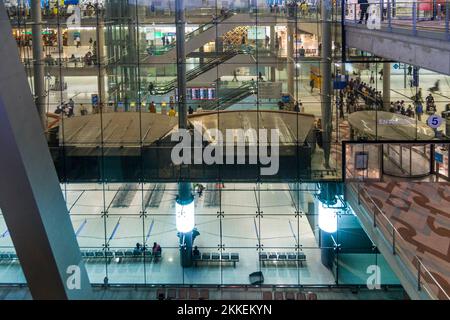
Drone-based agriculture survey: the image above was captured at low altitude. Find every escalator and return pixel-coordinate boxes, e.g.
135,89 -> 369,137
199,82 -> 257,111
143,11 -> 244,63
146,48 -> 253,96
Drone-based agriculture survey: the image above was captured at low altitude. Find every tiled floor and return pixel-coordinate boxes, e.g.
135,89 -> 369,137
362,182 -> 450,299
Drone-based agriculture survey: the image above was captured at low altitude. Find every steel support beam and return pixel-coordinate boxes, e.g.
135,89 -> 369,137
383,62 -> 391,110
96,16 -> 107,105
176,0 -> 187,129
287,22 -> 295,100
31,0 -> 46,128
0,2 -> 92,300
321,0 -> 333,168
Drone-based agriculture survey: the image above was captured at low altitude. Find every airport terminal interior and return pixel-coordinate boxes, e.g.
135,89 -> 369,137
0,0 -> 449,300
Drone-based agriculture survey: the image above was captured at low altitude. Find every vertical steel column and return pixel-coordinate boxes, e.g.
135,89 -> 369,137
321,0 -> 332,168
96,11 -> 107,104
287,21 -> 295,100
31,0 -> 46,128
176,0 -> 187,129
0,2 -> 92,299
127,4 -> 137,92
383,62 -> 391,110
270,25 -> 276,81
175,0 -> 193,268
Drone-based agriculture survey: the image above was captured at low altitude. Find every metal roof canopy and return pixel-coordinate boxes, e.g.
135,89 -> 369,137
348,111 -> 436,140
60,110 -> 316,149
188,110 -> 316,145
60,112 -> 178,147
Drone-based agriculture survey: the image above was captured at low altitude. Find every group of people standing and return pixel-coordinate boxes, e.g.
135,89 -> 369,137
54,98 -> 78,117
343,75 -> 442,123
346,77 -> 384,113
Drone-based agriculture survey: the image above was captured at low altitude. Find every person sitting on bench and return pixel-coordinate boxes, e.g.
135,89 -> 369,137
152,242 -> 162,259
193,246 -> 200,258
134,242 -> 143,255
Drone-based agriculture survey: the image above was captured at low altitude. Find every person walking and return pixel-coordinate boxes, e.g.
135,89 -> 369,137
168,106 -> 176,117
68,98 -> 75,111
339,100 -> 345,119
310,78 -> 315,93
148,82 -> 154,94
232,70 -> 238,82
149,101 -> 156,113
258,71 -> 264,82
358,0 -> 369,24
415,102 -> 423,121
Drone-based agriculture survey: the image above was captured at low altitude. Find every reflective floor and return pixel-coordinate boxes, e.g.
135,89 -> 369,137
0,182 -> 399,286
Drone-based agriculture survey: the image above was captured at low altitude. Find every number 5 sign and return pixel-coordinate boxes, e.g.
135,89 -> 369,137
427,115 -> 443,129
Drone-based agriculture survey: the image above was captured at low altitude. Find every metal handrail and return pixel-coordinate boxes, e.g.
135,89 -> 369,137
353,183 -> 450,300
344,0 -> 450,40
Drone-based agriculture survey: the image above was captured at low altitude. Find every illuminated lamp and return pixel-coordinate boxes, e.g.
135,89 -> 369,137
175,199 -> 195,233
318,203 -> 338,234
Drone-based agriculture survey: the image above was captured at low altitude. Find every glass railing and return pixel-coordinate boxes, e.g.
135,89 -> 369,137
146,10 -> 236,56
21,54 -> 114,68
344,0 -> 450,39
142,3 -> 322,20
349,183 -> 450,300
6,5 -> 106,22
248,2 -> 321,20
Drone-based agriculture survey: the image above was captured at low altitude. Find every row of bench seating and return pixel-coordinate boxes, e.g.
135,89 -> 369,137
259,252 -> 307,267
263,291 -> 317,300
1,251 -> 304,267
0,252 -> 18,261
193,252 -> 239,268
156,288 -> 210,300
0,250 -> 163,263
155,288 -> 318,300
81,249 -> 162,263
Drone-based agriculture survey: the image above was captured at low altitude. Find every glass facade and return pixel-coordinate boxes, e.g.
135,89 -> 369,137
1,183 -> 401,286
4,0 -> 449,184
3,0 -> 450,295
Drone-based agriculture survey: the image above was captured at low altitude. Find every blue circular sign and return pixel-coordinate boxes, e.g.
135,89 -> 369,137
427,115 -> 443,129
